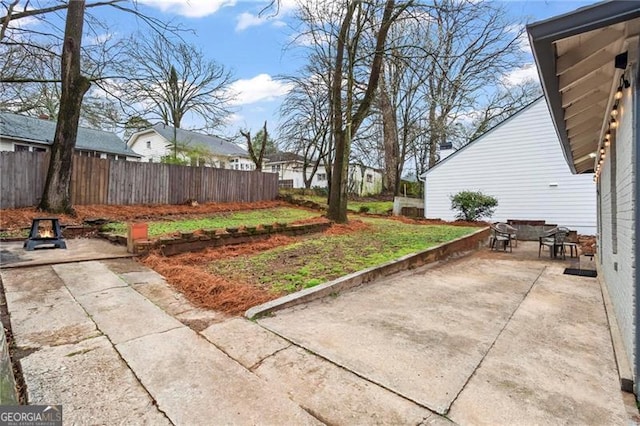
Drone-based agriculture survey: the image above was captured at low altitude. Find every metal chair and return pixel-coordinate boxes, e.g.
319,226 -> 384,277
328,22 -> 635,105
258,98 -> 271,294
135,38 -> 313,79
490,222 -> 516,252
538,226 -> 570,259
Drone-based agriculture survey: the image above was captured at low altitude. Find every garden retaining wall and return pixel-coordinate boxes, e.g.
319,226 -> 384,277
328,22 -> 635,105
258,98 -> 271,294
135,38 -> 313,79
246,226 -> 490,319
100,222 -> 333,256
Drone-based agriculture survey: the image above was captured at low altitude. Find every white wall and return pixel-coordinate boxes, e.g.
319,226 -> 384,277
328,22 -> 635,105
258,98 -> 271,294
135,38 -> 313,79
0,139 -> 48,152
423,99 -> 597,234
129,132 -> 168,162
598,74 -> 636,383
130,131 -> 244,168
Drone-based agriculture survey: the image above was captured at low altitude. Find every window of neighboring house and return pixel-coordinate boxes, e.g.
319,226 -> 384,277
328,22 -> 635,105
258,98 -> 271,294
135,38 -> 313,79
107,154 -> 116,161
146,141 -> 151,149
14,144 -> 29,152
318,173 -> 326,181
33,147 -> 47,153
366,174 -> 373,183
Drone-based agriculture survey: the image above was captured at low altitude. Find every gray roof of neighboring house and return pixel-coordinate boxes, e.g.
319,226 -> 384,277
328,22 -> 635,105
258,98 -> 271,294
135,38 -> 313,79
264,151 -> 305,163
152,123 -> 248,157
0,111 -> 140,157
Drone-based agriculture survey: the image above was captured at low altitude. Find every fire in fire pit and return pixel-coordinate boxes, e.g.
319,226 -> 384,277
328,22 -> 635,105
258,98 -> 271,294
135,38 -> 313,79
23,217 -> 67,251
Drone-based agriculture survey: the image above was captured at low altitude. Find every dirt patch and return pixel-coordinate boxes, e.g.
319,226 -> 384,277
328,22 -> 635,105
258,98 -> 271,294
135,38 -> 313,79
323,220 -> 371,235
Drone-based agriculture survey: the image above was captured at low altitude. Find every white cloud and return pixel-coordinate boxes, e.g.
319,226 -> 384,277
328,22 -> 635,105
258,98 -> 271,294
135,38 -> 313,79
234,0 -> 297,31
228,74 -> 293,105
139,0 -> 235,18
503,63 -> 539,87
236,12 -> 267,31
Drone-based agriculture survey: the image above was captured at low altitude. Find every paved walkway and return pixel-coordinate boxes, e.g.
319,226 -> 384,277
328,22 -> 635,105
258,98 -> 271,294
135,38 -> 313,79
0,240 -> 636,424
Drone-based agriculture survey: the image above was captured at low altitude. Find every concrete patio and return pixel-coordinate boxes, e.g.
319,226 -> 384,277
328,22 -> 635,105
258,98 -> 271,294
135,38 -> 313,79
0,239 -> 636,424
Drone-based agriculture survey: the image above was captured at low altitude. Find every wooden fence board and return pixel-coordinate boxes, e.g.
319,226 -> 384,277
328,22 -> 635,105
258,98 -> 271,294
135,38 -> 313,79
0,152 -> 278,209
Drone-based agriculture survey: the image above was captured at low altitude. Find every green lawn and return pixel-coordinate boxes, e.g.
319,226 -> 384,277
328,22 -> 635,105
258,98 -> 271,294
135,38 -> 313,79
285,193 -> 393,214
209,217 -> 476,293
101,207 -> 320,237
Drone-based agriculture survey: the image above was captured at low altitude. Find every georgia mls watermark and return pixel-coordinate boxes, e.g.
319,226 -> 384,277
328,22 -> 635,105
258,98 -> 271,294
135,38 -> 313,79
0,405 -> 62,426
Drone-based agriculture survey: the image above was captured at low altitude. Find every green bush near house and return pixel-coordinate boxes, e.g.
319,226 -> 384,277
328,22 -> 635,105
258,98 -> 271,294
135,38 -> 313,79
450,190 -> 498,221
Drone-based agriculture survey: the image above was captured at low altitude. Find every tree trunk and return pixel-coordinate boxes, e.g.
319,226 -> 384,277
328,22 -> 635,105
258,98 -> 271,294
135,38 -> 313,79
38,1 -> 90,214
327,0 -> 399,223
379,75 -> 399,195
327,129 -> 349,222
428,104 -> 439,168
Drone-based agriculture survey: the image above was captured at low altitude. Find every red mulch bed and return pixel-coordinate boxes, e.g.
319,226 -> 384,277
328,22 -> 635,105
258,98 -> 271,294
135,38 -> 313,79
140,234 -> 298,315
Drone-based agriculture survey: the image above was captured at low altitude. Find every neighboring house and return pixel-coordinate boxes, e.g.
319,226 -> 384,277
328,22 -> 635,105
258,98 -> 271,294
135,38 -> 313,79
422,98 -> 596,234
128,124 -> 255,170
0,111 -> 140,160
264,152 -> 327,188
528,2 -> 640,394
264,151 -> 383,196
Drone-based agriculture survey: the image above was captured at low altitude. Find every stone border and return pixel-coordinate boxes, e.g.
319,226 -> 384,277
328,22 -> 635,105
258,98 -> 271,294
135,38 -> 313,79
245,226 -> 489,319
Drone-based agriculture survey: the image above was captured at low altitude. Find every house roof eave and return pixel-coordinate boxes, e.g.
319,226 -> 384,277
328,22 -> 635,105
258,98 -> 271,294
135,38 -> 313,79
527,1 -> 640,174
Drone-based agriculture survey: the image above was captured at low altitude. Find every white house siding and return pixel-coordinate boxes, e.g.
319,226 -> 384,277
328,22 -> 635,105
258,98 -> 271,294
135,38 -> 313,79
423,99 -> 596,234
130,132 -> 169,162
130,132 -> 238,168
598,78 -> 636,382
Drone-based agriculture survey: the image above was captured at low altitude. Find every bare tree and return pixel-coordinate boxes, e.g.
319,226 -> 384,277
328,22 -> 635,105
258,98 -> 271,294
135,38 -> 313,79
38,0 -> 90,213
279,71 -> 332,189
117,32 -> 234,131
420,0 -> 529,169
327,0 -> 412,223
0,1 -> 184,213
241,121 -> 269,171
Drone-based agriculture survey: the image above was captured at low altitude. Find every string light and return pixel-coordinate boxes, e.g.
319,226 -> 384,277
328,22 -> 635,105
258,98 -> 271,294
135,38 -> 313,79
611,118 -> 618,129
611,104 -> 618,117
615,85 -> 623,100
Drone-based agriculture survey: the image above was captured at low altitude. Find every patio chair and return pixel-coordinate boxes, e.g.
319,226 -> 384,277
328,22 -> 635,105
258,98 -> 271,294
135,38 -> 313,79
538,226 -> 570,259
490,222 -> 516,252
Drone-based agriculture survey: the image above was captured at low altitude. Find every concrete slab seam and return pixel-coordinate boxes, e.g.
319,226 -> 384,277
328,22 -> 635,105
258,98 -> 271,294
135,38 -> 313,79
113,326 -> 185,346
1,254 -> 135,270
129,284 -> 193,317
256,321 -> 443,417
445,266 -> 548,415
54,269 -> 175,425
247,344 -> 293,372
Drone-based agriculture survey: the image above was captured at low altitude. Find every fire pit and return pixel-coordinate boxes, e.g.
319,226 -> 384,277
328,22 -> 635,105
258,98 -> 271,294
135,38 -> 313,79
23,217 -> 67,251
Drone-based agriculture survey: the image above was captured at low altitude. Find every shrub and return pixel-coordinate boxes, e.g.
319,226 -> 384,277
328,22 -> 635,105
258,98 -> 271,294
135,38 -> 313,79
450,191 -> 498,221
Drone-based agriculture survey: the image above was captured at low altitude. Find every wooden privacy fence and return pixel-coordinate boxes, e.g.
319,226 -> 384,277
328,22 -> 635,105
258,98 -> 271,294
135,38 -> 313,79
0,152 -> 279,209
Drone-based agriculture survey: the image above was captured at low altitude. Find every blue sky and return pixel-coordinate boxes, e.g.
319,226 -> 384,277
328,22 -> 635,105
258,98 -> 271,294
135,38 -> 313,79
56,0 -> 603,138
